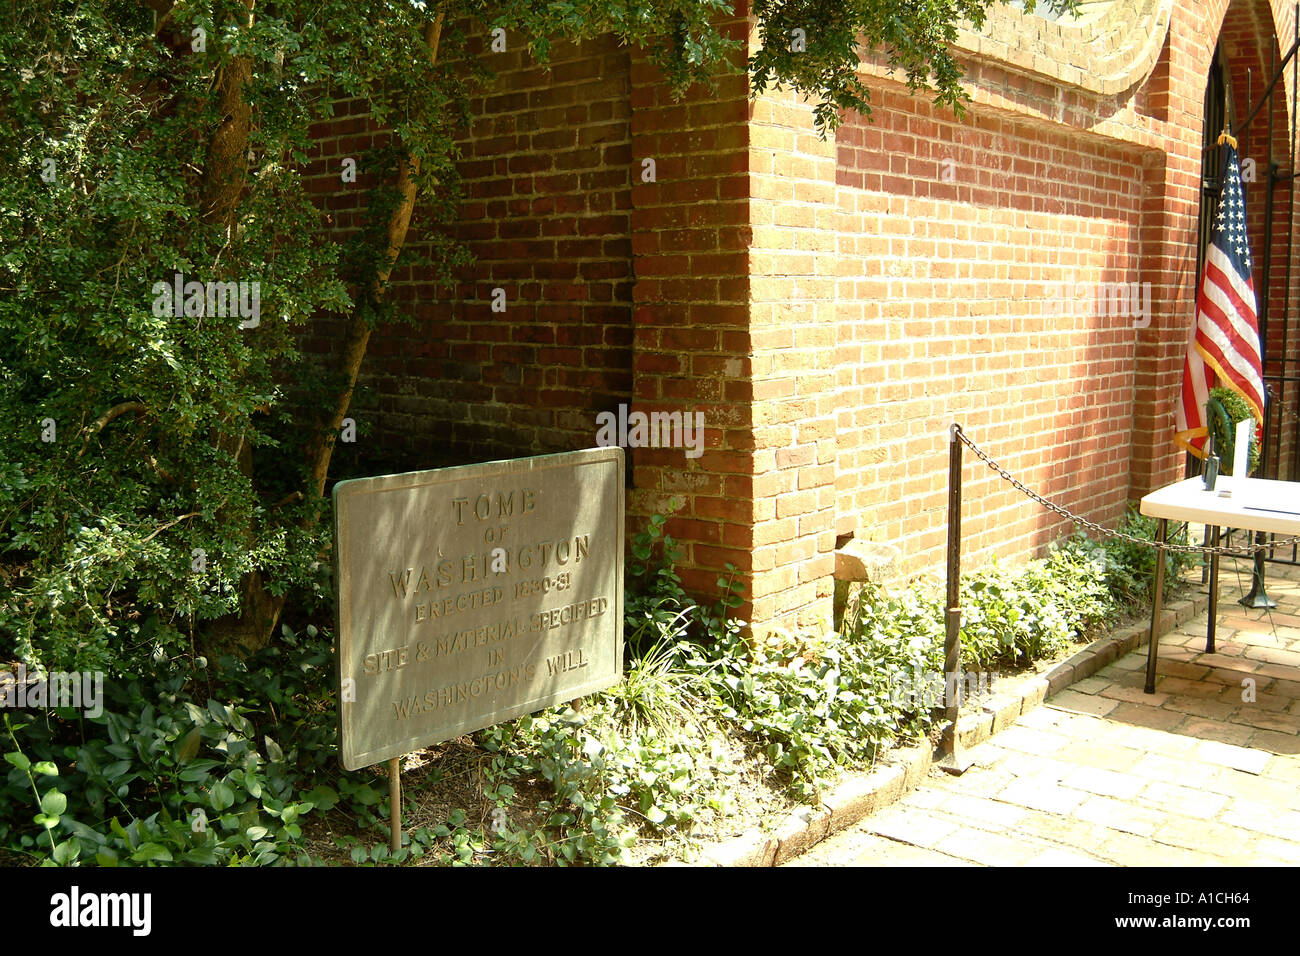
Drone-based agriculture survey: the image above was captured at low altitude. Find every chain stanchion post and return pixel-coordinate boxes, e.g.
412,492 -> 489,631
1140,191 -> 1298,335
939,424 -> 973,774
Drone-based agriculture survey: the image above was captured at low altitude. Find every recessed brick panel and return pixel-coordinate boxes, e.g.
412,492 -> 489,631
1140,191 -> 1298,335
305,29 -> 635,468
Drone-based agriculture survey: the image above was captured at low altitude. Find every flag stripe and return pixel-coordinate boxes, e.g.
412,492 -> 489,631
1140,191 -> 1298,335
1195,301 -> 1260,380
1196,341 -> 1265,422
1180,352 -> 1207,427
1200,264 -> 1261,362
1195,312 -> 1263,397
1203,245 -> 1256,324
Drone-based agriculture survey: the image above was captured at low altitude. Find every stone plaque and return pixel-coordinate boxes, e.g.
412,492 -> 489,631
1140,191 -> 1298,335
334,447 -> 624,770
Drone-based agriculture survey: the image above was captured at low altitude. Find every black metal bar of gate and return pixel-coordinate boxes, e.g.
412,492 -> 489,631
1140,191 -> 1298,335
1239,35 -> 1282,608
1231,32 -> 1299,140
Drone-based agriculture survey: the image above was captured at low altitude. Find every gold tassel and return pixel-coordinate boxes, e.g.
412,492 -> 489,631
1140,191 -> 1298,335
1216,130 -> 1238,150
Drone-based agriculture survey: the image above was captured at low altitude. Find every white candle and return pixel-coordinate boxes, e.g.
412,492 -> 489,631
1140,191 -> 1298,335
1233,417 -> 1252,484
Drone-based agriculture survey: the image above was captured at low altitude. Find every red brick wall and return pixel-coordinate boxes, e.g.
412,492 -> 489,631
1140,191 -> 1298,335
747,86 -> 841,626
297,0 -> 1300,630
301,14 -> 766,617
304,29 -> 636,469
832,90 -> 1144,572
1129,13 -> 1200,498
626,13 -> 758,614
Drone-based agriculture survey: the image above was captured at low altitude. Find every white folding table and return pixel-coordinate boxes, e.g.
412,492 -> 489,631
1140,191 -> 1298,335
1139,475 -> 1300,693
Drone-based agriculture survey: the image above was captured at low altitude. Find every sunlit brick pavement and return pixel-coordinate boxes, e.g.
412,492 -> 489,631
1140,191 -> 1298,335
787,561 -> 1300,866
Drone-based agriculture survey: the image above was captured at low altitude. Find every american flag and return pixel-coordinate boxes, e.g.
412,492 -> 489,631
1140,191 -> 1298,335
1176,139 -> 1266,457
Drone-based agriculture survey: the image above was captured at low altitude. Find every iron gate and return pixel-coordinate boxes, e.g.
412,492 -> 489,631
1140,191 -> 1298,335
1194,11 -> 1300,589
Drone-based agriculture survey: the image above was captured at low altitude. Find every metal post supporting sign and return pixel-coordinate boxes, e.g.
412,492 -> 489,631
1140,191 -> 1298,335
388,756 -> 402,853
938,424 -> 974,774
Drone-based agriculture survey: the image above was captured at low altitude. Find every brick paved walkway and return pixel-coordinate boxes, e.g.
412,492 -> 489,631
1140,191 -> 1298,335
788,561 -> 1300,866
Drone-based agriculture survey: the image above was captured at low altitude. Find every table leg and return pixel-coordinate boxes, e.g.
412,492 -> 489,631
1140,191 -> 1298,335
1144,518 -> 1168,695
1207,526 -> 1220,654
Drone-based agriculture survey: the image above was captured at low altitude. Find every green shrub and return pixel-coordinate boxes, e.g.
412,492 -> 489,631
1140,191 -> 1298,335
1093,508 -> 1199,609
959,535 -> 1114,669
1,503 -> 1197,866
624,499 -> 695,658
0,627 -> 350,866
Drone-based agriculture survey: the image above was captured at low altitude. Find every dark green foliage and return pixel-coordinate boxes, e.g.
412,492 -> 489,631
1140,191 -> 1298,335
749,0 -> 1079,133
1086,508 -> 1198,610
0,1 -> 402,671
693,582 -> 945,800
957,515 -> 1196,669
624,498 -> 695,657
1207,385 -> 1261,475
0,1 -> 742,673
1,625 -> 344,866
958,534 -> 1114,667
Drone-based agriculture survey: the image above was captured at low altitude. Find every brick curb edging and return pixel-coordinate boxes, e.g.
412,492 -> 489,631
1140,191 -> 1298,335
686,590 -> 1210,867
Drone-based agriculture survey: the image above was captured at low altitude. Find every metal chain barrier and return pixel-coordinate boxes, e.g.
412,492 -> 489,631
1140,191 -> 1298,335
954,427 -> 1300,557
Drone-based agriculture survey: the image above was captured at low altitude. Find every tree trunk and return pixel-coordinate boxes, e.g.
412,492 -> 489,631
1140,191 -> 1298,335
199,2 -> 253,229
193,0 -> 265,658
209,10 -> 446,655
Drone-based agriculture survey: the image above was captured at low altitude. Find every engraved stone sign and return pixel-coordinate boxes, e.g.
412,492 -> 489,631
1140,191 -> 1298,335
334,447 -> 624,770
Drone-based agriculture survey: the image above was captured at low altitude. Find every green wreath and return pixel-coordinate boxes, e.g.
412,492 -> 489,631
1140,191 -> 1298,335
1207,386 -> 1261,475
